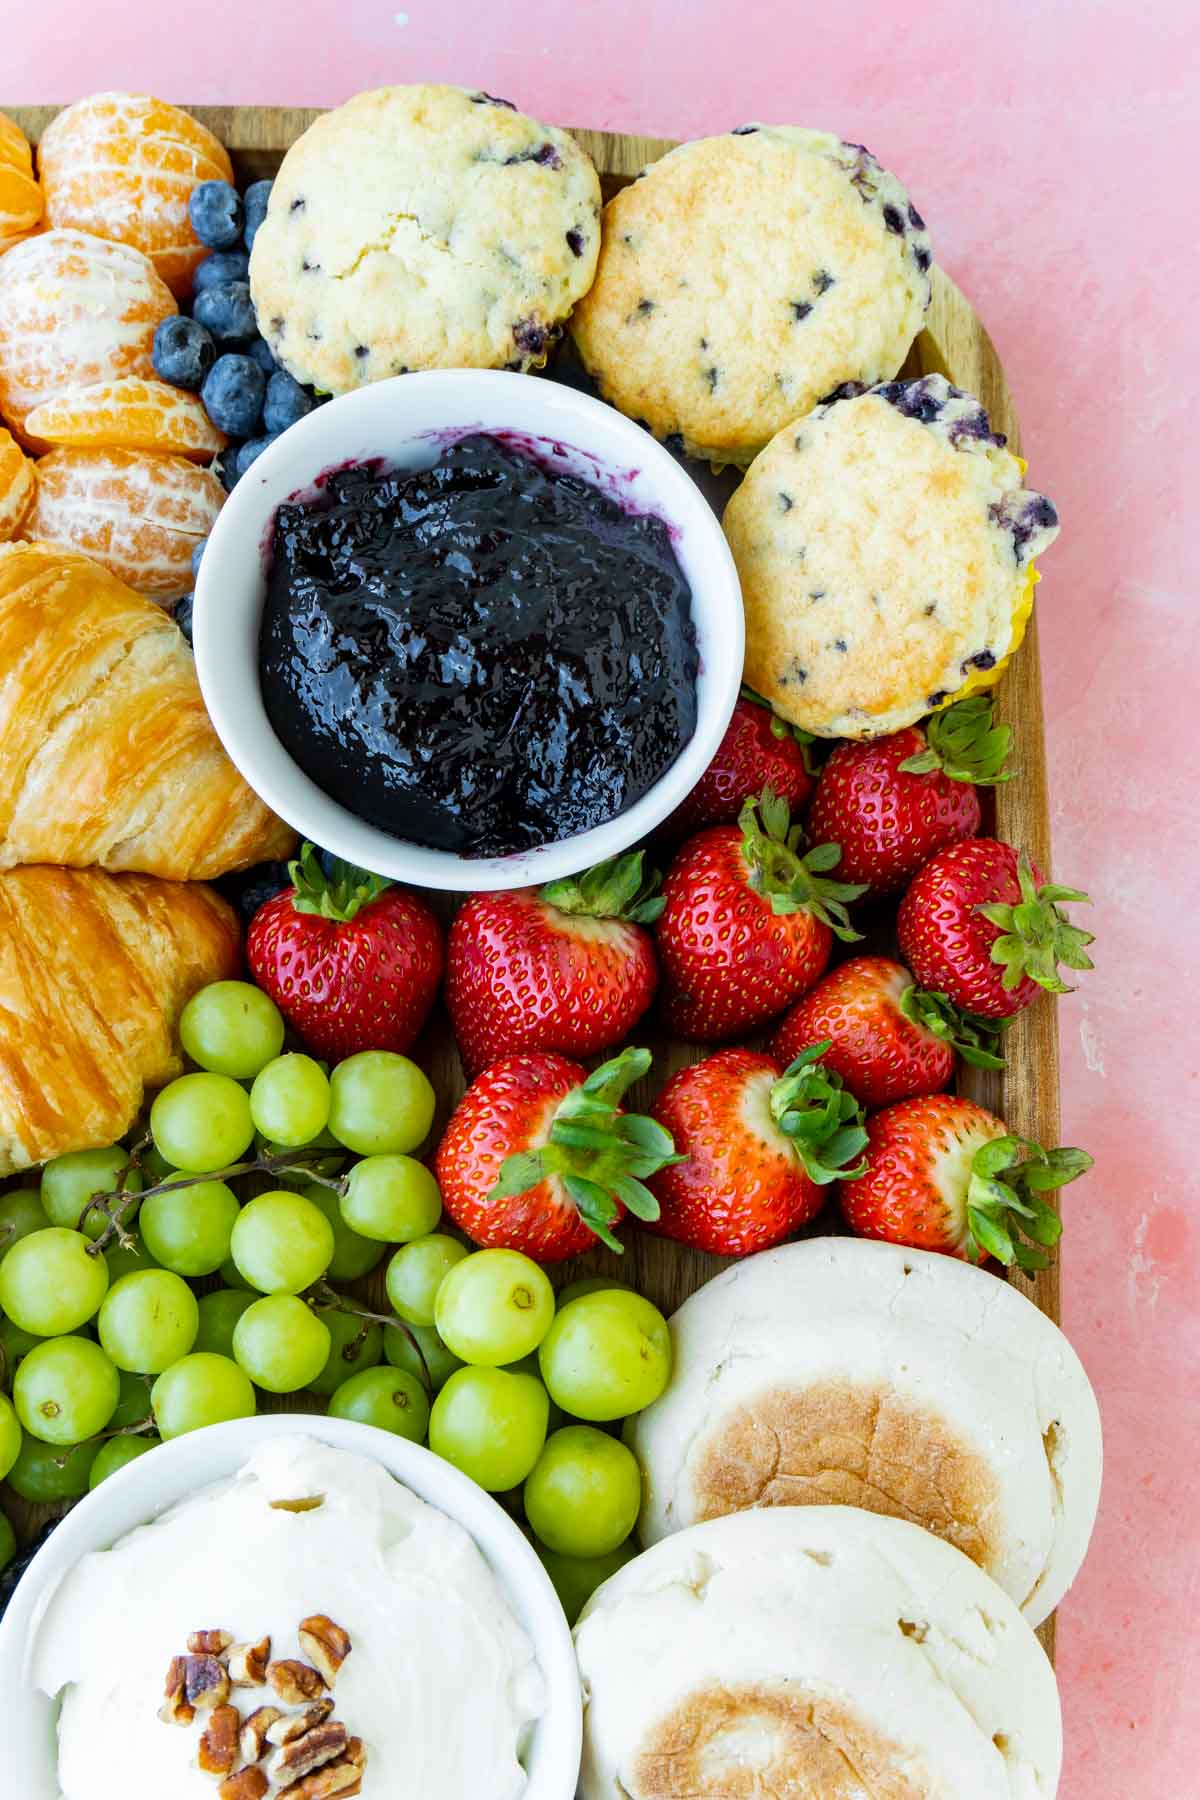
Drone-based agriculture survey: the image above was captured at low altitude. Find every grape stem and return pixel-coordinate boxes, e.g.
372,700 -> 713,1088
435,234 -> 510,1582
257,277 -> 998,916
308,1280 -> 433,1394
78,1140 -> 348,1257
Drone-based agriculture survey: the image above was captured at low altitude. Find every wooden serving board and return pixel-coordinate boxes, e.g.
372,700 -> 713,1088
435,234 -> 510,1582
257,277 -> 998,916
4,108 -> 1061,1654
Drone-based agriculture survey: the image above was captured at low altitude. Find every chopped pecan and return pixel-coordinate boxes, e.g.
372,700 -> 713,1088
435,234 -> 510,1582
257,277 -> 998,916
279,1741 -> 366,1799
218,1769 -> 268,1800
240,1705 -> 283,1763
188,1629 -> 234,1656
159,1654 -> 195,1726
227,1635 -> 272,1687
267,1659 -> 327,1704
265,1699 -> 334,1745
297,1616 -> 352,1687
267,1720 -> 348,1785
198,1703 -> 241,1777
184,1654 -> 231,1710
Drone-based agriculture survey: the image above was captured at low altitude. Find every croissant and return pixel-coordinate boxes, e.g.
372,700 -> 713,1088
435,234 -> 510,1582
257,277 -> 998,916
0,864 -> 241,1175
0,540 -> 296,879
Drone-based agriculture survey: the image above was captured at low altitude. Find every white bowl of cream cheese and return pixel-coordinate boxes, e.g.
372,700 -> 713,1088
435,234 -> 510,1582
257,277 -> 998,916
0,1416 -> 581,1799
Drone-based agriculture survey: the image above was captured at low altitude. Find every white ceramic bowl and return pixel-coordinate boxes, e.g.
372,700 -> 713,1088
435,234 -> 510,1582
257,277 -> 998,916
193,369 -> 743,891
0,1414 -> 581,1799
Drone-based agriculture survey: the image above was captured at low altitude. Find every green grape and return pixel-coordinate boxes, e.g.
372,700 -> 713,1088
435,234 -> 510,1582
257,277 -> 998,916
298,1185 -> 385,1284
98,1270 -> 199,1374
150,1073 -> 255,1173
259,1126 -> 346,1179
0,1310 -> 43,1381
230,1189 -> 334,1294
138,1176 -> 239,1277
0,1390 -> 21,1480
14,1335 -> 120,1445
41,1148 -> 142,1242
556,1275 -> 633,1308
151,1353 -> 256,1439
382,1319 -> 462,1393
538,1290 -> 672,1421
327,1052 -> 436,1156
435,1249 -> 555,1367
193,1288 -> 256,1358
250,1054 -> 331,1146
0,1188 -> 50,1262
104,1230 -> 161,1284
180,979 -> 285,1079
89,1432 -> 160,1487
524,1425 -> 642,1558
0,1510 -> 14,1574
341,1155 -> 442,1243
429,1367 -> 549,1491
7,1434 -> 99,1501
109,1370 -> 154,1430
139,1143 -> 176,1182
385,1234 -> 469,1327
232,1295 -> 331,1393
218,1255 -> 254,1292
328,1365 -> 429,1442
0,1228 -> 109,1335
307,1308 -> 383,1398
535,1537 -> 637,1625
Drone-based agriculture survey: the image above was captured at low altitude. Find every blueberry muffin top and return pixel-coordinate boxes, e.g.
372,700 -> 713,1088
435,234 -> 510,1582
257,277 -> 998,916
571,125 -> 932,466
249,85 -> 601,392
723,376 -> 1060,739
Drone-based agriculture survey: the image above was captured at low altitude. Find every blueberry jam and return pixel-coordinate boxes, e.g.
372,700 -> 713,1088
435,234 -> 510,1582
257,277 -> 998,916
259,434 -> 699,857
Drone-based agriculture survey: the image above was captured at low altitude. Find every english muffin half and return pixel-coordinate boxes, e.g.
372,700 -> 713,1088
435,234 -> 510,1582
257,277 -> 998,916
626,1237 -> 1101,1625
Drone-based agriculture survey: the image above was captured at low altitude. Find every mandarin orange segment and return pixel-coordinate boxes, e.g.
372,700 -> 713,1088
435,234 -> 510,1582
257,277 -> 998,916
24,377 -> 227,460
0,227 -> 176,447
39,93 -> 234,297
0,113 -> 43,238
0,427 -> 33,540
24,446 -> 224,599
0,112 -> 35,177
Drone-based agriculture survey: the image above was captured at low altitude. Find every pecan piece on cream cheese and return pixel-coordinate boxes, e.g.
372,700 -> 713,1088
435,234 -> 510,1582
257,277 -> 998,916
265,1698 -> 334,1746
188,1629 -> 234,1656
240,1706 -> 283,1764
279,1738 -> 366,1799
297,1616 -> 352,1687
267,1659 -> 326,1705
267,1720 -> 348,1785
159,1654 -> 195,1726
218,1769 -> 268,1800
184,1654 -> 231,1711
227,1635 -> 272,1687
198,1703 -> 241,1777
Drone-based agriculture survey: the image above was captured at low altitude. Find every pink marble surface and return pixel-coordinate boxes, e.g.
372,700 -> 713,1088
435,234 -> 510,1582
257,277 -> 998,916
8,4 -> 1198,1792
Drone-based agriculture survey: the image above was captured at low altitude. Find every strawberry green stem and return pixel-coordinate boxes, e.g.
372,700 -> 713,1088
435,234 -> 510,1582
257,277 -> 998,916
487,1046 -> 682,1254
976,856 -> 1095,995
965,1135 -> 1093,1269
768,1042 -> 869,1182
287,841 -> 392,922
898,985 -> 1008,1070
739,790 -> 867,941
539,851 -> 664,924
899,696 -> 1014,785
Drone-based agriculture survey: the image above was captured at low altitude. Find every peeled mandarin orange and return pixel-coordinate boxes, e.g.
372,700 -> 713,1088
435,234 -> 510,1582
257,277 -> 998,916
24,447 -> 224,599
0,427 -> 33,540
24,377 -> 227,460
0,112 -> 42,238
38,93 -> 233,297
0,228 -> 176,447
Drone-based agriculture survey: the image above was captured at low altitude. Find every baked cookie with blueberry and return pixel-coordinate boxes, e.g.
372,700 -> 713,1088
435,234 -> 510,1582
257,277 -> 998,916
571,125 -> 933,466
723,375 -> 1060,739
249,85 -> 601,393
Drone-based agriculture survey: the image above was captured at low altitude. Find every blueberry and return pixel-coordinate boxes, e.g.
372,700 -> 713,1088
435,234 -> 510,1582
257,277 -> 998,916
151,316 -> 216,391
174,591 -> 195,644
191,537 -> 208,581
247,336 -> 277,375
193,280 -> 257,346
263,370 -> 315,435
188,179 -> 243,250
194,249 -> 250,292
201,354 -> 266,437
215,859 -> 292,922
235,434 -> 278,477
243,179 -> 274,250
216,445 -> 242,491
0,1519 -> 59,1622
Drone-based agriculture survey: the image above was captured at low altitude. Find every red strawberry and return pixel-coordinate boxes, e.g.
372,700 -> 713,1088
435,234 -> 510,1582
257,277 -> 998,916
445,853 -> 661,1078
805,697 -> 1012,897
769,954 -> 1005,1109
897,838 -> 1094,1020
841,1093 -> 1092,1268
247,844 -> 444,1061
667,690 -> 814,836
657,791 -> 865,1042
648,1043 -> 868,1255
434,1046 -> 678,1262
